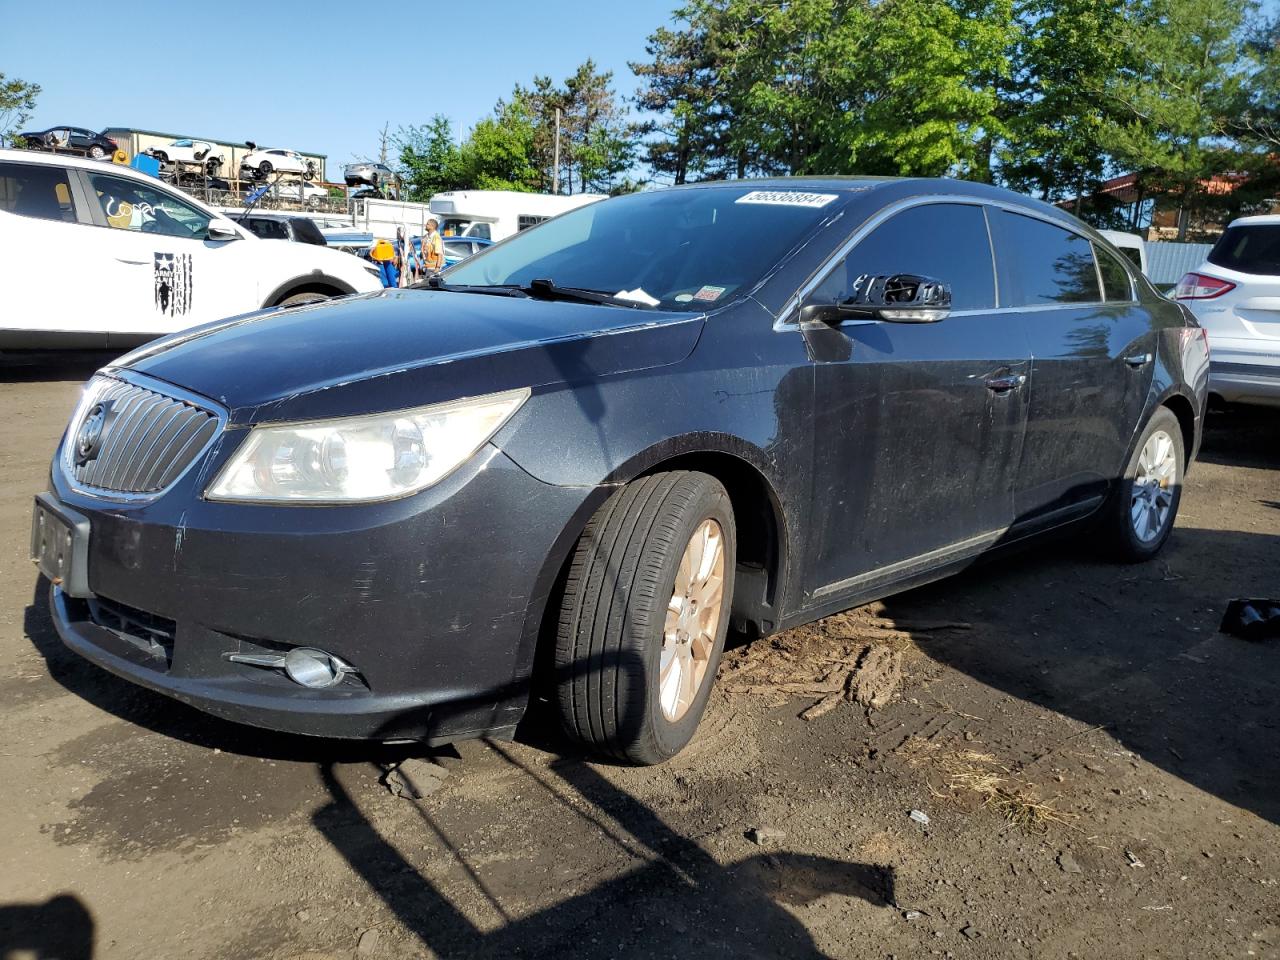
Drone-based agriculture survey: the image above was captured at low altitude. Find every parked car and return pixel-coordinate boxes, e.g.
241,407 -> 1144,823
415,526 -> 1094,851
270,180 -> 330,208
16,126 -> 117,160
240,148 -> 316,181
442,236 -> 493,266
147,139 -> 225,174
1176,215 -> 1280,407
0,149 -> 381,349
237,212 -> 327,245
31,178 -> 1208,764
343,161 -> 395,188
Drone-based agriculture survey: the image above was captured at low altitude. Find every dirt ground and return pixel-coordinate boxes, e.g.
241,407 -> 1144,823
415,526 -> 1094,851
1,353 -> 1278,960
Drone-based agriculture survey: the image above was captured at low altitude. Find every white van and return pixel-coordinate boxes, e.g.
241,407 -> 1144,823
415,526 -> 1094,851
0,150 -> 381,349
430,190 -> 606,243
1098,229 -> 1148,276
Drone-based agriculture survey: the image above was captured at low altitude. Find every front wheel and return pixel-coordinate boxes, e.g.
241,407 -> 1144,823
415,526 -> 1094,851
1098,406 -> 1184,562
554,471 -> 736,764
257,161 -> 272,180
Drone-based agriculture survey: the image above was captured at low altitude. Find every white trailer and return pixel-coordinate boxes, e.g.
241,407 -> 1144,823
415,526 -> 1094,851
348,197 -> 437,241
429,190 -> 606,243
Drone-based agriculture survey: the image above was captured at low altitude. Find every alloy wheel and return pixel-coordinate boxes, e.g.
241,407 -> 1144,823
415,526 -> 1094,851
1131,429 -> 1177,543
660,519 -> 726,722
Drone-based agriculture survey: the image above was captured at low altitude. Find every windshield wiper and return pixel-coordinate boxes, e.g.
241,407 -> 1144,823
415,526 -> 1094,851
521,278 -> 655,309
410,276 -> 528,298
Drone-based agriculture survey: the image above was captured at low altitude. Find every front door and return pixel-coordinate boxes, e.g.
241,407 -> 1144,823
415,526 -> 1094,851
800,201 -> 1031,605
76,168 -> 252,342
986,210 -> 1156,526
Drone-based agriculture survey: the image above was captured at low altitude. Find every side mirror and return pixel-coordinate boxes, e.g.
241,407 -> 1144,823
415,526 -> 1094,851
207,222 -> 240,242
803,273 -> 952,325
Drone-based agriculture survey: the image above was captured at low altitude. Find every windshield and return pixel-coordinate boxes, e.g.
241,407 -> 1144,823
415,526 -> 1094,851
444,186 -> 844,310
1208,224 -> 1280,276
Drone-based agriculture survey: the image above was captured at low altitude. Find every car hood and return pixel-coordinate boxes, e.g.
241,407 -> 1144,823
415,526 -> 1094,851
114,288 -> 705,424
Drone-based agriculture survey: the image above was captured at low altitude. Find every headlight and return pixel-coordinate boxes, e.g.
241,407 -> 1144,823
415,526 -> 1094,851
206,387 -> 529,503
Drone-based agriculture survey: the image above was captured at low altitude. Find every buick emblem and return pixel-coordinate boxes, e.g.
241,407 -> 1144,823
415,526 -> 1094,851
75,402 -> 110,466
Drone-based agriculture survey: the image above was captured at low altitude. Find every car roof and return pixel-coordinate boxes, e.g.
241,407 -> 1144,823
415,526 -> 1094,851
1226,215 -> 1280,228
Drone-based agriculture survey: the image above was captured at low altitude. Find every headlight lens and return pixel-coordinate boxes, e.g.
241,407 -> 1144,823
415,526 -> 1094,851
206,387 -> 529,503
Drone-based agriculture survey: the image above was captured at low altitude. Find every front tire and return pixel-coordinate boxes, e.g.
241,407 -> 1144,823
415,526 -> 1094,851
554,471 -> 736,764
276,291 -> 331,307
1099,406 -> 1184,562
257,161 -> 272,180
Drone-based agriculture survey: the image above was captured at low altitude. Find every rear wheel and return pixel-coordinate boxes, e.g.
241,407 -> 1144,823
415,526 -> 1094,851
554,471 -> 736,764
1098,406 -> 1184,562
257,161 -> 273,179
88,145 -> 105,160
276,291 -> 331,307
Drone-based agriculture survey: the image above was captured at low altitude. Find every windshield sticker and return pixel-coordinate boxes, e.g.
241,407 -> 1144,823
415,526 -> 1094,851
155,252 -> 193,317
693,285 -> 726,302
735,190 -> 838,208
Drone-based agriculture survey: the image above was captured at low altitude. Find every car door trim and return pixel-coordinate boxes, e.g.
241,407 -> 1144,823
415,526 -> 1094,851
809,526 -> 1006,601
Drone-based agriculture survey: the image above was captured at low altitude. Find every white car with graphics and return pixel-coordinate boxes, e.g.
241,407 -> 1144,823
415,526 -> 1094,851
240,147 -> 316,181
0,150 -> 382,349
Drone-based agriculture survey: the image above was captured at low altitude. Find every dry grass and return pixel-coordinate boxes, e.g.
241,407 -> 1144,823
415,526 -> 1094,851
904,738 -> 1078,832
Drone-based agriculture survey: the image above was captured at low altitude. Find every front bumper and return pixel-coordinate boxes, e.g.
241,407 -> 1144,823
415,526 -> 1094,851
43,442 -> 598,742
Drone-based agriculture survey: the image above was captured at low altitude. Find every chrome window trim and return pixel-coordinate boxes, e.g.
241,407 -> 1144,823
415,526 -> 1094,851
776,192 -> 1122,331
59,369 -> 227,504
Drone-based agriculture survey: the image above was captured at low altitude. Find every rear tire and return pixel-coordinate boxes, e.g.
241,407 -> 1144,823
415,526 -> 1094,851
554,471 -> 736,764
258,161 -> 272,180
88,145 -> 105,160
1098,406 -> 1184,563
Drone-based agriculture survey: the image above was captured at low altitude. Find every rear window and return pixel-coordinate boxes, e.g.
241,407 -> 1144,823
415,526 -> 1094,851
244,217 -> 289,240
0,160 -> 77,223
292,218 -> 326,245
1208,224 -> 1280,276
995,212 -> 1101,306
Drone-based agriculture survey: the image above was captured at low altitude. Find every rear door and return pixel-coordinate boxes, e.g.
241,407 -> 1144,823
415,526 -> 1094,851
800,201 -> 1031,603
989,210 -> 1155,528
76,168 -> 257,340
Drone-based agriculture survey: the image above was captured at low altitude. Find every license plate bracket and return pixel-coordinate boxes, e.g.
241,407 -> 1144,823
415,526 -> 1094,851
30,493 -> 92,598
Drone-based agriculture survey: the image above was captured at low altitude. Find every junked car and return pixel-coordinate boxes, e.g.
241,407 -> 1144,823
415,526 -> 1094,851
240,147 -> 316,181
147,139 -> 226,174
32,178 -> 1208,763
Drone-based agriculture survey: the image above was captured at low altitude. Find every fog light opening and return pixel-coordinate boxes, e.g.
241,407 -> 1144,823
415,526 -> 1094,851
283,647 -> 355,688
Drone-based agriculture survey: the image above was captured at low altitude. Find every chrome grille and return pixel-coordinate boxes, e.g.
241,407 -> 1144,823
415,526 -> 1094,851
66,376 -> 220,495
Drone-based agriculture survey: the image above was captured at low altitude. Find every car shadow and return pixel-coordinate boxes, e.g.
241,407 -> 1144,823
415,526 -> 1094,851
0,351 -> 119,384
1197,404 -> 1280,470
877,521 -> 1280,827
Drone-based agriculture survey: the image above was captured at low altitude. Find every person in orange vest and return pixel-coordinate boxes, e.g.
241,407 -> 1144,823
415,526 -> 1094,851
422,218 -> 445,275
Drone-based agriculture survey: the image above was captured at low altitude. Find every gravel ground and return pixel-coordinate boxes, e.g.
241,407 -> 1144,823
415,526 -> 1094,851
2,353 -> 1277,960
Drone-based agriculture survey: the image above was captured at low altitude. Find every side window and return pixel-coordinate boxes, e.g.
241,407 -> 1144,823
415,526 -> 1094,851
995,211 -> 1101,306
244,217 -> 288,240
469,222 -> 492,240
0,161 -> 78,223
1095,244 -> 1134,301
86,172 -> 212,240
811,203 -> 996,311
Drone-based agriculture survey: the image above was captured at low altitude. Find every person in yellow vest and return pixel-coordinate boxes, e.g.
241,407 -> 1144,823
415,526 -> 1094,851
422,218 -> 445,275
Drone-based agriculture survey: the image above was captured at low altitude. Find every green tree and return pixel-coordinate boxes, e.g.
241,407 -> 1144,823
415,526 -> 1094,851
397,115 -> 466,200
0,73 -> 40,147
457,96 -> 542,192
1097,0 -> 1252,238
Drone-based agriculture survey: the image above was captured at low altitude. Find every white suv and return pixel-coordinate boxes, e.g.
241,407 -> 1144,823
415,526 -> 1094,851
0,150 -> 381,349
1176,215 -> 1280,407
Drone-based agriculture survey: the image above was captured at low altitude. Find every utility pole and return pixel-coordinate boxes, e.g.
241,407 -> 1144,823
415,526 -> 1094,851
552,107 -> 561,195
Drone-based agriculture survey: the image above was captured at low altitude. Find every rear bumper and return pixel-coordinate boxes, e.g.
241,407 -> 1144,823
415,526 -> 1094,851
1209,359 -> 1280,407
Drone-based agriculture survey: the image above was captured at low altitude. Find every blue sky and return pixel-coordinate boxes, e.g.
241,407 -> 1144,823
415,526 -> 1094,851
1,0 -> 678,165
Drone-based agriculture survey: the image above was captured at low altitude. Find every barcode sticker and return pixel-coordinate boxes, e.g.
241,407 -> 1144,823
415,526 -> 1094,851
735,190 -> 838,208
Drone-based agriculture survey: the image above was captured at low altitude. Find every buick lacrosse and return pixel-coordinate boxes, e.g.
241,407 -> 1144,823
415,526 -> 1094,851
33,178 -> 1209,763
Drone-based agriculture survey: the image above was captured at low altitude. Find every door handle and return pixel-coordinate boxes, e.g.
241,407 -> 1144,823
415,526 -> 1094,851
115,257 -> 148,266
1124,353 -> 1153,368
984,373 -> 1027,393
